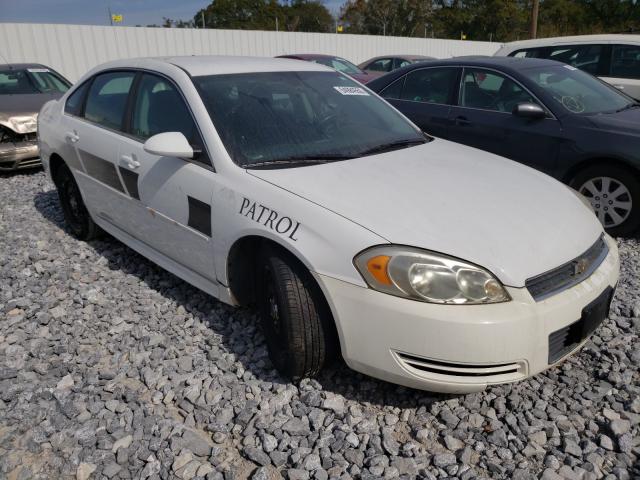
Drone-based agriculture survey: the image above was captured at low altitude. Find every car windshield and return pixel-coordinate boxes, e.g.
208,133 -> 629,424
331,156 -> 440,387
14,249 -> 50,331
311,57 -> 362,75
194,71 -> 426,167
522,65 -> 634,114
0,68 -> 70,95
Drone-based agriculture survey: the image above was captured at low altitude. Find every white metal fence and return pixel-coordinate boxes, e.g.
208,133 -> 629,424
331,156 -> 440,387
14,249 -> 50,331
0,23 -> 500,82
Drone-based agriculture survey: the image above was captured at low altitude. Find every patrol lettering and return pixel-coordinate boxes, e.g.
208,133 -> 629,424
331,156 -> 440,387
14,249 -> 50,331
239,197 -> 301,241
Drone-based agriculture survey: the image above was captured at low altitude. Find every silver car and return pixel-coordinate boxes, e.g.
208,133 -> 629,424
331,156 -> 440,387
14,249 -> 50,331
0,63 -> 71,171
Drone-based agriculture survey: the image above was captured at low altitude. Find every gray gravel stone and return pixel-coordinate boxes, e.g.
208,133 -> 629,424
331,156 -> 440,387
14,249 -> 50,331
1,172 -> 638,480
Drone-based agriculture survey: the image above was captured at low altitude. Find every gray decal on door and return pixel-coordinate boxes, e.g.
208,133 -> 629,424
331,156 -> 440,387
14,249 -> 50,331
239,197 -> 301,241
79,149 -> 125,193
188,196 -> 212,237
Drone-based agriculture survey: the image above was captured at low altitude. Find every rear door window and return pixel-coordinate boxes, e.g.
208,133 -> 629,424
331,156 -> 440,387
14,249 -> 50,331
610,44 -> 640,80
400,67 -> 458,104
545,44 -> 604,75
84,71 -> 135,131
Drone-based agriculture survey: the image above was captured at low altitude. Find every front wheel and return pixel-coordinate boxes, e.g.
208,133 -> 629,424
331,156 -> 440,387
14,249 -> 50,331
570,164 -> 640,237
53,163 -> 100,240
258,246 -> 336,380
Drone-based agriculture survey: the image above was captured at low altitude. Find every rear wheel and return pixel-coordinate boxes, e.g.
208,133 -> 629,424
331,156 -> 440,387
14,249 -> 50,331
258,246 -> 336,380
53,163 -> 100,240
570,164 -> 640,237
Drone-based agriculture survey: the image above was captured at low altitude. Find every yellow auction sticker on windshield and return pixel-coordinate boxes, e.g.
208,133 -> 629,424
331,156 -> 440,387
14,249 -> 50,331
333,86 -> 369,96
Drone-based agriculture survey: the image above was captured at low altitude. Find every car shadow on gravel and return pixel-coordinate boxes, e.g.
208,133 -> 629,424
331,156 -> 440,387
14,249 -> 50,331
0,166 -> 43,178
33,189 -> 449,408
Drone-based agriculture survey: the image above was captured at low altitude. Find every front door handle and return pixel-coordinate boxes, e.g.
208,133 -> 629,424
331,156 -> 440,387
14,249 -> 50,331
454,116 -> 471,126
119,154 -> 140,170
613,84 -> 625,90
65,131 -> 79,143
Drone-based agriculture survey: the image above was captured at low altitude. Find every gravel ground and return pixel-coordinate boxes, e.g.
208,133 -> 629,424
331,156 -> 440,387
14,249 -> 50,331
0,170 -> 639,480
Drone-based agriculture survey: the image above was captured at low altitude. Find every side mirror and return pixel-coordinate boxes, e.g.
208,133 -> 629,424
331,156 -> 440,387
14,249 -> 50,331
143,132 -> 194,159
512,102 -> 547,119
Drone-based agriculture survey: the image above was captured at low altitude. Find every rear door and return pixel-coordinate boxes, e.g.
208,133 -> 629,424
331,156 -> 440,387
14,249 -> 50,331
380,66 -> 460,138
61,70 -> 137,229
116,72 -> 216,280
446,67 -> 562,174
600,44 -> 640,99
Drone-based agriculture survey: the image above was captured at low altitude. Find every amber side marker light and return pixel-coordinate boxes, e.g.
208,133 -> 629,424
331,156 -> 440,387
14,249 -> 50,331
366,255 -> 392,285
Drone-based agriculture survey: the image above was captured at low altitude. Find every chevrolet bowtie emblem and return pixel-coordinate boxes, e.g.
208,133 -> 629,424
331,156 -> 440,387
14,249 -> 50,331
574,258 -> 589,276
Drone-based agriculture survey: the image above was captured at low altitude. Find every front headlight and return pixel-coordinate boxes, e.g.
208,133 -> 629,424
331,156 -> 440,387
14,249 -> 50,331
354,246 -> 511,305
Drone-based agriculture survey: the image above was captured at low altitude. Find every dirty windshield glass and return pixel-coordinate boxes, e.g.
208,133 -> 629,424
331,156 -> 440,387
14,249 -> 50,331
194,71 -> 425,167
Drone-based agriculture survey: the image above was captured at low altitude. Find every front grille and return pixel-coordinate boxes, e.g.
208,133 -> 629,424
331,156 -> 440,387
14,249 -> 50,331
395,352 -> 526,384
526,235 -> 608,301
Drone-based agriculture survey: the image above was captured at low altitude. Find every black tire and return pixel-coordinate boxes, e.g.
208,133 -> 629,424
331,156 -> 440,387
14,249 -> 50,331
53,163 -> 100,241
569,164 -> 640,237
258,245 -> 337,380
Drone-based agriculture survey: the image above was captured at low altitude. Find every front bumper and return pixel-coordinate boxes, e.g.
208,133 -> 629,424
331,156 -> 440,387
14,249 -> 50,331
316,235 -> 619,393
0,141 -> 40,171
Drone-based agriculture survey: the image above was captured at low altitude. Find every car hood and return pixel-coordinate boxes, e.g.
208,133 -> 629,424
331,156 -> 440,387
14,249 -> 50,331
587,107 -> 640,135
248,139 -> 603,287
0,92 -> 63,133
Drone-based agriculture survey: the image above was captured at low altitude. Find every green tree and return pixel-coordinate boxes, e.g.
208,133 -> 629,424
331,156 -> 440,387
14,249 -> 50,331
194,0 -> 333,32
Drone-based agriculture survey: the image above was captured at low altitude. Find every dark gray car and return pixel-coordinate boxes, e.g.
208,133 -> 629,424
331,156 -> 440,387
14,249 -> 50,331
368,57 -> 640,236
0,63 -> 71,171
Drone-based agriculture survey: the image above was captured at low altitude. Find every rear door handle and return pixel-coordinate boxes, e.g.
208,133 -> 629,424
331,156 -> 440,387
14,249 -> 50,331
119,154 -> 140,170
65,131 -> 79,143
454,116 -> 471,126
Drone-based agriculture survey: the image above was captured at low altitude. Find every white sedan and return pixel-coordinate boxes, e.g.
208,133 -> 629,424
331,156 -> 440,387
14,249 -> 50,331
38,56 -> 619,393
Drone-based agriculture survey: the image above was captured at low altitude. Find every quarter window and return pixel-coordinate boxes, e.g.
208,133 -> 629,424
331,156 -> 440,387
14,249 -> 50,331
610,44 -> 640,80
460,69 -> 536,113
400,68 -> 458,104
84,71 -> 135,131
380,77 -> 404,100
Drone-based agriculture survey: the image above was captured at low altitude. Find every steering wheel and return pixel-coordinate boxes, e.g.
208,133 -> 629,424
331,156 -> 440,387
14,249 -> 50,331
317,112 -> 340,135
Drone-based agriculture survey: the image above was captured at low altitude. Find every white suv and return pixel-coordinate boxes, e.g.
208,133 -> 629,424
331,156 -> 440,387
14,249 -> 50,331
495,34 -> 640,99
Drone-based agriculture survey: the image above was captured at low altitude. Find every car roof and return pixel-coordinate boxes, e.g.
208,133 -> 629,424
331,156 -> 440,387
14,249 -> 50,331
366,55 -> 433,61
278,54 -> 339,60
87,55 -> 332,78
408,55 -> 563,72
0,63 -> 50,70
500,33 -> 640,49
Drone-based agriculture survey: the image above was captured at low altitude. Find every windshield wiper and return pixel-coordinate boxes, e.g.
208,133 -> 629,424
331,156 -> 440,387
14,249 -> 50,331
357,138 -> 427,157
245,153 -> 356,169
615,102 -> 640,113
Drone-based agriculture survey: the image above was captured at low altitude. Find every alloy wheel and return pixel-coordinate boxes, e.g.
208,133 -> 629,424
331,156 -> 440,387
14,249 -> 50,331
579,176 -> 632,228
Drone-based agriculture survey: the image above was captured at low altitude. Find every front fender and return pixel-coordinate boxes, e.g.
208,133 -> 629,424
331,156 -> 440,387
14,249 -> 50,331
212,172 -> 387,288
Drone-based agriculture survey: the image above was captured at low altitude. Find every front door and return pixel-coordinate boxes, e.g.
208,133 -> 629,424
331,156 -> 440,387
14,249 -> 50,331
116,72 -> 217,281
447,67 -> 563,174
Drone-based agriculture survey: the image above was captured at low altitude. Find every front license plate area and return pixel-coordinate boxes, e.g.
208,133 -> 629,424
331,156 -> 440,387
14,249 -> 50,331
548,286 -> 614,364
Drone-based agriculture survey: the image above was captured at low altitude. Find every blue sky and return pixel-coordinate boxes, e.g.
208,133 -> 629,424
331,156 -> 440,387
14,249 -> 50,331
0,0 -> 346,26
